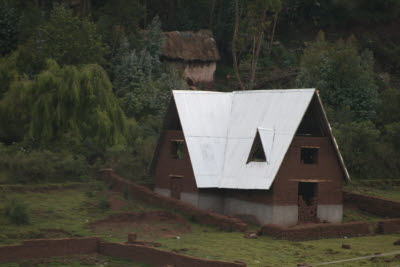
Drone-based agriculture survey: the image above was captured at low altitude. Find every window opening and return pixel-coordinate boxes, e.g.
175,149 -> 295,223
171,140 -> 185,159
247,132 -> 266,163
301,147 -> 318,164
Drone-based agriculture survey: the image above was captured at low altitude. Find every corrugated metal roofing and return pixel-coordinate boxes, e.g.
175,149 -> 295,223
172,89 -> 348,190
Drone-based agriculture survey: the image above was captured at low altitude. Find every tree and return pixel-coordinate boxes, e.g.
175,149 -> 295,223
34,4 -> 107,67
232,0 -> 281,90
0,1 -> 19,56
295,32 -> 379,121
0,60 -> 127,148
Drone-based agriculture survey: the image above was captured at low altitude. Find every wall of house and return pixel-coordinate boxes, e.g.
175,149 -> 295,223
154,130 -> 198,199
154,133 -> 344,226
169,61 -> 216,86
272,136 -> 344,223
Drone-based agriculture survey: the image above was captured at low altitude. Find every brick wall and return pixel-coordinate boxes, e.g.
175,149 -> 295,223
376,218 -> 400,234
99,241 -> 245,267
343,191 -> 400,218
258,222 -> 370,241
99,169 -> 247,232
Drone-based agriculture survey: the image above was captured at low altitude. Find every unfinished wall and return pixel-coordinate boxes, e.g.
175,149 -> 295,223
258,221 -> 370,241
343,190 -> 400,218
375,218 -> 400,234
0,238 -> 99,263
0,237 -> 245,266
100,169 -> 247,232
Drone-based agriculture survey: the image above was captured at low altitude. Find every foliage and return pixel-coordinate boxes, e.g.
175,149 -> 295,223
4,197 -> 29,225
0,1 -> 19,56
296,32 -> 379,121
0,144 -> 88,184
34,4 -> 107,67
113,17 -> 187,118
0,60 -> 127,148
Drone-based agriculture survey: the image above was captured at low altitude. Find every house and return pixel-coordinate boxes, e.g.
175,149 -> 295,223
162,30 -> 220,86
150,89 -> 349,226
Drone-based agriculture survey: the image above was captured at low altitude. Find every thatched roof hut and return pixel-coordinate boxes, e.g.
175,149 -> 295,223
162,30 -> 220,86
162,30 -> 220,62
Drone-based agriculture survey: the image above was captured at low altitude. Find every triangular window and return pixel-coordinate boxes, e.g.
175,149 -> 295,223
247,131 -> 266,163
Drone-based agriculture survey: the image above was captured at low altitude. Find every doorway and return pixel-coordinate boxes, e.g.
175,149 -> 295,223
170,176 -> 183,200
298,182 -> 318,223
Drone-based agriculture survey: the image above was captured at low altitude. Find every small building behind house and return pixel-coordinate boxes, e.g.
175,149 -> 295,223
162,30 -> 220,87
150,89 -> 349,227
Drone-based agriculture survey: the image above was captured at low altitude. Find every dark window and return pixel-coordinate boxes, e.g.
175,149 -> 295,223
301,147 -> 318,164
247,132 -> 266,163
171,140 -> 185,159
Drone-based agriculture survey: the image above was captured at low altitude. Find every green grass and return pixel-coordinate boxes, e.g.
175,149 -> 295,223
344,183 -> 400,202
1,182 -> 400,266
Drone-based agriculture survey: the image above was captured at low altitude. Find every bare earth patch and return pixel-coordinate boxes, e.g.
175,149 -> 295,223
90,211 -> 191,241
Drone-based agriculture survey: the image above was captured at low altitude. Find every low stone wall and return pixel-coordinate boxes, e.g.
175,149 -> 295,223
98,169 -> 247,232
0,237 -> 246,266
343,190 -> 400,218
258,222 -> 370,241
99,241 -> 245,267
376,218 -> 400,234
0,237 -> 99,263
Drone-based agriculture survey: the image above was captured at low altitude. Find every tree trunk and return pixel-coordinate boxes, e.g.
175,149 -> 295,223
268,12 -> 278,55
209,0 -> 217,27
232,0 -> 245,90
249,33 -> 263,90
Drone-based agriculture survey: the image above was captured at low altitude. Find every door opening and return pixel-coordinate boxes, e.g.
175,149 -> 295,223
298,182 -> 318,223
170,176 -> 183,200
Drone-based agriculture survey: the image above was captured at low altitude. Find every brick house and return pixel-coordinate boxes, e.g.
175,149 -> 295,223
150,89 -> 349,226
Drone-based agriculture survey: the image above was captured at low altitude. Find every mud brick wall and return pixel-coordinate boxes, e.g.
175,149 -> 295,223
98,169 -> 247,232
376,218 -> 400,234
343,191 -> 400,218
99,241 -> 245,267
258,222 -> 370,241
0,237 -> 99,263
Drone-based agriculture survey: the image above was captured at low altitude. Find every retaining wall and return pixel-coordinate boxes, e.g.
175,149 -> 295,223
0,237 -> 245,266
98,169 -> 247,232
376,218 -> 400,234
99,241 -> 245,267
258,222 -> 370,241
0,237 -> 99,263
343,190 -> 400,218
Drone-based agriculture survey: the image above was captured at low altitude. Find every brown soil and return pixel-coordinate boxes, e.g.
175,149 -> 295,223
37,229 -> 74,239
108,192 -> 126,212
90,211 -> 191,240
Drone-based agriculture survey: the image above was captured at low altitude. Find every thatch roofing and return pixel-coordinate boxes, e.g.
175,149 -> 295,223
162,30 -> 220,62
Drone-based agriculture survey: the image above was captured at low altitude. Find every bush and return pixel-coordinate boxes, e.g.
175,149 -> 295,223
4,197 -> 30,225
295,32 -> 379,121
0,144 -> 88,184
99,191 -> 110,210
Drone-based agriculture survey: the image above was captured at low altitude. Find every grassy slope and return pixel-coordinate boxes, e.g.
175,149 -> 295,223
0,182 -> 399,267
345,183 -> 400,202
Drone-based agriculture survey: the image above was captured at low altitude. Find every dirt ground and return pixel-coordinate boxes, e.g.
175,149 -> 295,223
90,210 -> 192,241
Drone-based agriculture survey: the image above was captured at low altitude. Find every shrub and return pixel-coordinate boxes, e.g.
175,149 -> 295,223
99,191 -> 110,209
295,32 -> 379,121
4,197 -> 30,225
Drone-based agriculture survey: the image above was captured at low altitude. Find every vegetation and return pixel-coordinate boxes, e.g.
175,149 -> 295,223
1,183 -> 399,267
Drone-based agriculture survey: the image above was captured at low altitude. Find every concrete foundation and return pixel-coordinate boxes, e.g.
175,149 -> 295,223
317,205 -> 343,223
198,192 -> 225,214
181,192 -> 199,207
154,188 -> 171,198
272,205 -> 298,226
224,198 -> 273,225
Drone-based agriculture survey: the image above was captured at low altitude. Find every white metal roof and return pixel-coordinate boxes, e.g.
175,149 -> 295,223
172,89 -> 348,190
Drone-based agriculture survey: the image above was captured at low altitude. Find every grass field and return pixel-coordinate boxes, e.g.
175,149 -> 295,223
344,182 -> 400,202
0,181 -> 400,266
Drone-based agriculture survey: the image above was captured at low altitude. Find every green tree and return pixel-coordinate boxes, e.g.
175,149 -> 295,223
0,60 -> 127,148
35,4 -> 107,66
296,32 -> 379,121
0,1 -> 20,56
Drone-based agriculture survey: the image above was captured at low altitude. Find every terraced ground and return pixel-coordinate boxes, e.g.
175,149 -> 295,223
0,181 -> 399,267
